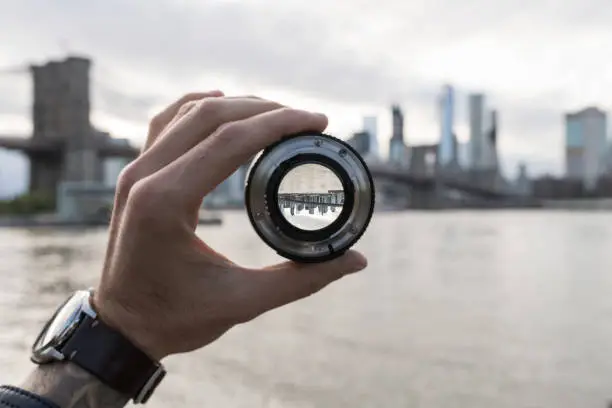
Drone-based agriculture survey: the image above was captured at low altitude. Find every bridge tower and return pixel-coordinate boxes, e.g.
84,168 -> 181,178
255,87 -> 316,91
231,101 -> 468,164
31,56 -> 96,194
0,55 -> 139,201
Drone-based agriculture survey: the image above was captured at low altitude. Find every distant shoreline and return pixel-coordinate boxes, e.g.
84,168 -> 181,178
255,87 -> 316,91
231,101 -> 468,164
0,211 -> 223,228
2,201 -> 611,229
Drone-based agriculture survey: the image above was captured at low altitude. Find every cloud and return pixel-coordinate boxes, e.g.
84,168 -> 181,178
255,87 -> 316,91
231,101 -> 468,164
1,0 -> 611,177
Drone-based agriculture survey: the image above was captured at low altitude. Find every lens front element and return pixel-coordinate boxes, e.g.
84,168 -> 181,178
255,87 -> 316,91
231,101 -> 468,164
277,163 -> 344,231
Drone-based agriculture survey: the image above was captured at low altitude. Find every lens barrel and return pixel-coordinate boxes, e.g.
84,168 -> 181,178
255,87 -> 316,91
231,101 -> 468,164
245,132 -> 375,263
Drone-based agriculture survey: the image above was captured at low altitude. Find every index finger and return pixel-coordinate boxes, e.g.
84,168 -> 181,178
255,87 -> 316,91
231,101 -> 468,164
164,107 -> 328,205
145,91 -> 224,151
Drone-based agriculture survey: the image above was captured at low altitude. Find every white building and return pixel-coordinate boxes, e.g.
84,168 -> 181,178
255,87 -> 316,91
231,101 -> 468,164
103,138 -> 132,187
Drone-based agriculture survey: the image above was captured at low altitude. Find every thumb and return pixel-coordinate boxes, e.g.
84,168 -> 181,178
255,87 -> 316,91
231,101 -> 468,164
243,250 -> 368,317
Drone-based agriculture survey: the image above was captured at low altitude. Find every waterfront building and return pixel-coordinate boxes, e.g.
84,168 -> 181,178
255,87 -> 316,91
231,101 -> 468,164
565,107 -> 608,190
437,85 -> 456,167
389,104 -> 408,166
487,110 -> 499,172
362,116 -> 378,158
515,162 -> 531,196
468,93 -> 486,169
103,138 -> 132,187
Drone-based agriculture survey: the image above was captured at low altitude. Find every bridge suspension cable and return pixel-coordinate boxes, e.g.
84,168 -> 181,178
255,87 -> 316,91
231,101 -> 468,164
0,58 -> 177,124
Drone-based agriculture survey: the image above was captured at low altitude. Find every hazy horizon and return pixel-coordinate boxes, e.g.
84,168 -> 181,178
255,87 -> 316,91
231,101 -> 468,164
2,0 -> 612,197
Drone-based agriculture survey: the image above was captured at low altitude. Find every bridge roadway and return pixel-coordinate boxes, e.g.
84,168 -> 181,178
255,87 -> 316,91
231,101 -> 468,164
367,163 -> 519,200
0,135 -> 139,158
277,192 -> 344,207
278,198 -> 343,208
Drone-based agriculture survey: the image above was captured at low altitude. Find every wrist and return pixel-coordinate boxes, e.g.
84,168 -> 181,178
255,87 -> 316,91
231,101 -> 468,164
92,289 -> 167,361
30,289 -> 167,404
21,361 -> 130,408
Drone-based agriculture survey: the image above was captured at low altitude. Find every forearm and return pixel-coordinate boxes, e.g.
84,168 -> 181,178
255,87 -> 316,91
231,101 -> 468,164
20,362 -> 130,408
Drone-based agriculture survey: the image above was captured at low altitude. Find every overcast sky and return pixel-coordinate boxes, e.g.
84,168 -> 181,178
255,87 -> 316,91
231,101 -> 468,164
1,0 -> 612,196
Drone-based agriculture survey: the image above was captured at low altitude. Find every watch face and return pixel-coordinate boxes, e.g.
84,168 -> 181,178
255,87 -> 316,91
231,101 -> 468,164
32,290 -> 92,363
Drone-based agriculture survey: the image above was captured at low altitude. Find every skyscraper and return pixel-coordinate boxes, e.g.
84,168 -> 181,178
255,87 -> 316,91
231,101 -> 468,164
487,110 -> 499,172
389,104 -> 406,165
362,116 -> 378,157
565,107 -> 608,189
468,93 -> 485,169
437,85 -> 455,167
391,104 -> 404,142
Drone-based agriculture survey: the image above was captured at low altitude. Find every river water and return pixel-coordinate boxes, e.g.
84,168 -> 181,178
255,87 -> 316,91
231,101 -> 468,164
1,211 -> 612,407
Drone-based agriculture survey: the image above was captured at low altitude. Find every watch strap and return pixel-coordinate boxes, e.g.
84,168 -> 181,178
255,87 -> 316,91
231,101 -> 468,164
0,386 -> 60,408
59,315 -> 165,404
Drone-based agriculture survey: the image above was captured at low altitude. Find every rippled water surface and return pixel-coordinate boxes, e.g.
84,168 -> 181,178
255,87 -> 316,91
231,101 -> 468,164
1,211 -> 612,407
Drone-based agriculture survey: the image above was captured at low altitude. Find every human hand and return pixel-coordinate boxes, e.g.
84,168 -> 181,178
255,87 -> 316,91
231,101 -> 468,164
93,92 -> 368,360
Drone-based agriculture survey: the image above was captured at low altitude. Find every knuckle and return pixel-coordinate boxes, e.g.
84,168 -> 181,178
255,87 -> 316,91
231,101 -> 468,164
148,93 -> 205,131
215,121 -> 248,150
194,98 -> 224,119
116,163 -> 141,200
217,120 -> 246,138
126,178 -> 170,218
176,100 -> 197,117
129,179 -> 156,205
130,179 -> 162,204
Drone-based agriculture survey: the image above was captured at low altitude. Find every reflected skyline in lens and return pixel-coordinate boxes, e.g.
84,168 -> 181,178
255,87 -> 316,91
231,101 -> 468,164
277,164 -> 344,231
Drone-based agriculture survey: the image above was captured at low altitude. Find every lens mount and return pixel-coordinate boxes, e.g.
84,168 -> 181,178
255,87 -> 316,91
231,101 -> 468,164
245,132 -> 375,263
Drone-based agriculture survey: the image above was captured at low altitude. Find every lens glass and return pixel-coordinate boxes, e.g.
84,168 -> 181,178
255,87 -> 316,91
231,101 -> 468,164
277,163 -> 344,231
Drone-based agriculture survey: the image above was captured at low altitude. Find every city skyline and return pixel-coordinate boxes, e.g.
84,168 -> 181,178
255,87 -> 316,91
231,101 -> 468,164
1,0 -> 612,197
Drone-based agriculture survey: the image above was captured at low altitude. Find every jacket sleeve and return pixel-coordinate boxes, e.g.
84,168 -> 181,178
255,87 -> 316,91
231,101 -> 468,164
0,386 -> 60,408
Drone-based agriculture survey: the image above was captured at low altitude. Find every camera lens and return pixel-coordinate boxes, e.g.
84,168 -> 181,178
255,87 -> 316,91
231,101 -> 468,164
245,132 -> 375,263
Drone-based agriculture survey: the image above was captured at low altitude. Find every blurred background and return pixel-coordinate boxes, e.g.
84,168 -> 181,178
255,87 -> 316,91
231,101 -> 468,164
2,0 -> 612,407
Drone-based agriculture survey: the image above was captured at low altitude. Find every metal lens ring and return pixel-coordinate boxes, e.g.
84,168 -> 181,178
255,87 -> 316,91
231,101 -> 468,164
245,132 -> 375,263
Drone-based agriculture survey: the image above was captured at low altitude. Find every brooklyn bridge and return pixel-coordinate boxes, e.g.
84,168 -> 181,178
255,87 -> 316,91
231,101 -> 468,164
0,55 -> 541,216
364,143 -> 540,209
277,190 -> 345,216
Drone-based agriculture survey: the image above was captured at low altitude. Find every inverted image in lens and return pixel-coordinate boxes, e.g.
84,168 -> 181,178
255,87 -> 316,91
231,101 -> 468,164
276,163 -> 344,231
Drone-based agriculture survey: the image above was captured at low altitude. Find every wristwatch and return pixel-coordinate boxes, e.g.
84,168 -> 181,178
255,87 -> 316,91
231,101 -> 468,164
30,289 -> 166,404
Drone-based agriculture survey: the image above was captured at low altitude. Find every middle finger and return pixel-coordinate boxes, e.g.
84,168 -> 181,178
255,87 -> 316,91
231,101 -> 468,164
133,97 -> 285,181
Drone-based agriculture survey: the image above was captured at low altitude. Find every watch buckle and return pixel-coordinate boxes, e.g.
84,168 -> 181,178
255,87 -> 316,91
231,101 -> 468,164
133,365 -> 166,404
